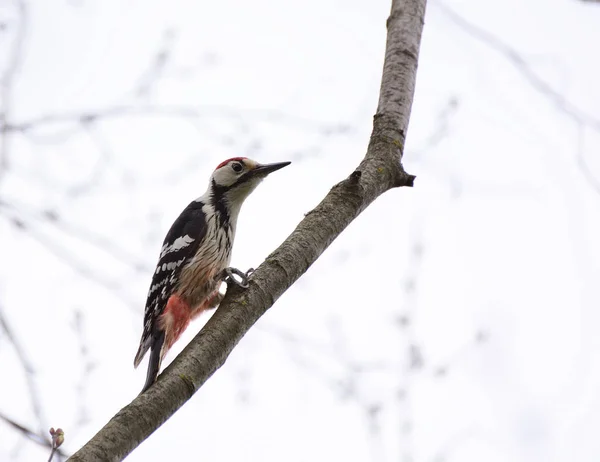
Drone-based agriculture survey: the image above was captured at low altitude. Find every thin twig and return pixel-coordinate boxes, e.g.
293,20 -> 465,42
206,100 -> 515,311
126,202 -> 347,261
0,412 -> 70,458
4,104 -> 352,135
576,121 -> 600,195
72,310 -> 94,431
435,1 -> 600,195
1,214 -> 139,311
436,1 -> 600,132
0,199 -> 150,272
0,0 -> 27,178
0,304 -> 46,435
0,410 -> 47,447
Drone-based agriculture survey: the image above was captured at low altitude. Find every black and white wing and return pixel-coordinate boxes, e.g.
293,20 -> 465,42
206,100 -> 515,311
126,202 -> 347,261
134,200 -> 208,368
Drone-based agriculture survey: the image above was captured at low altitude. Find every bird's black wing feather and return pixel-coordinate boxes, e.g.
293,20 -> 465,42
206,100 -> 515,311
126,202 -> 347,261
134,200 -> 208,368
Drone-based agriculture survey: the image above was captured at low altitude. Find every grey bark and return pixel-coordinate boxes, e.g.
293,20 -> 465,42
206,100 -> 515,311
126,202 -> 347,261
68,0 -> 427,460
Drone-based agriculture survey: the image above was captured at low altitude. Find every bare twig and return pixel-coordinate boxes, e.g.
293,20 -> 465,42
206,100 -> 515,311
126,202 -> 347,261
131,28 -> 176,99
4,104 -> 352,136
0,199 -> 150,272
72,310 -> 94,430
394,216 -> 427,461
436,1 -> 600,132
0,410 -> 47,447
0,0 -> 27,178
435,1 -> 600,194
411,97 -> 459,161
0,304 -> 46,435
0,411 -> 70,459
65,122 -> 112,198
1,213 -> 139,311
575,121 -> 600,195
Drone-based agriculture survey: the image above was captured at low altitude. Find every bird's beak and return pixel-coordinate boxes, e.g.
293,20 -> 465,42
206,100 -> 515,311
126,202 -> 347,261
251,161 -> 291,177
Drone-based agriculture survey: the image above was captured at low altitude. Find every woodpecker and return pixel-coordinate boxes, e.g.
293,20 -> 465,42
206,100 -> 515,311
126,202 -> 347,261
134,157 -> 290,393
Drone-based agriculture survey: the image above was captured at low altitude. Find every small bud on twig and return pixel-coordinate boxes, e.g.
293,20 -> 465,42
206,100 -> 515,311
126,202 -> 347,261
48,427 -> 65,462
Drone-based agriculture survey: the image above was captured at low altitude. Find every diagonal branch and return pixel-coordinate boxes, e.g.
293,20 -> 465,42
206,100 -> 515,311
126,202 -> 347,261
0,411 -> 69,459
436,1 -> 600,195
68,0 -> 426,460
436,1 -> 600,133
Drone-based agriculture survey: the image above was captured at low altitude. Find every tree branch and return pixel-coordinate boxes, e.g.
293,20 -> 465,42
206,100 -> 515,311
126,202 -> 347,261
68,0 -> 426,459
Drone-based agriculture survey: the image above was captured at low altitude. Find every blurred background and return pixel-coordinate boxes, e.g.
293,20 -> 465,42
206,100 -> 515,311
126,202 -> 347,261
1,0 -> 600,461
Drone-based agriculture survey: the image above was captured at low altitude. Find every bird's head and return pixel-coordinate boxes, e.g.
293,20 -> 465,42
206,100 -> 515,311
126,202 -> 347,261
209,157 -> 291,214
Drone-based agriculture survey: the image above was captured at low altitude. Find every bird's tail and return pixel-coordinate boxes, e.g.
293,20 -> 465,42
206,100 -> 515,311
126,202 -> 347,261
133,337 -> 150,369
139,330 -> 165,394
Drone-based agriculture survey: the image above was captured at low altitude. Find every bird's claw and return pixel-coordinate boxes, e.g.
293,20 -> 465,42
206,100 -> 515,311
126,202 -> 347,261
221,267 -> 254,289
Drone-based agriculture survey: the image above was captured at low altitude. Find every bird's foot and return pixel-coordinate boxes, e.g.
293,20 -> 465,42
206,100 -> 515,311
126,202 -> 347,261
221,267 -> 254,289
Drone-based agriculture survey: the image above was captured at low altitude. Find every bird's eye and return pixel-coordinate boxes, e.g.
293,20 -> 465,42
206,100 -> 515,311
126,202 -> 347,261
231,162 -> 243,173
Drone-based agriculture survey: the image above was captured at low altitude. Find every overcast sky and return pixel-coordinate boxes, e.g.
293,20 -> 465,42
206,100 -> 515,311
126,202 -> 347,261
1,0 -> 599,461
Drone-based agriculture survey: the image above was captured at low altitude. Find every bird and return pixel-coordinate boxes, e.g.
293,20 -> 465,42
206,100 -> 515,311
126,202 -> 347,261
134,157 -> 291,393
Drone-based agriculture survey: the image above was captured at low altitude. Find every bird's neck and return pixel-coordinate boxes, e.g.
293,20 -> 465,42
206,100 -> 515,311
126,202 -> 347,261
197,180 -> 247,234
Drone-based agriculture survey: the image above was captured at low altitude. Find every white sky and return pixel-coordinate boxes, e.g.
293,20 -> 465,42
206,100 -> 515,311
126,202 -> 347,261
1,0 -> 599,461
